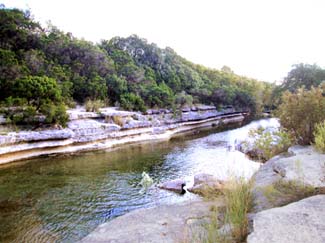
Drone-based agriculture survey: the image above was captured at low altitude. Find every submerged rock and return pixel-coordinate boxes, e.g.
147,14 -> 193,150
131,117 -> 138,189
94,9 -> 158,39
188,173 -> 225,195
248,195 -> 325,243
158,179 -> 186,194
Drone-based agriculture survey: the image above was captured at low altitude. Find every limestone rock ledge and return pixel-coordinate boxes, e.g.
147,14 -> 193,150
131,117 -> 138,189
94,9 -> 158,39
251,145 -> 325,212
248,195 -> 325,243
0,107 -> 247,165
80,199 -> 223,243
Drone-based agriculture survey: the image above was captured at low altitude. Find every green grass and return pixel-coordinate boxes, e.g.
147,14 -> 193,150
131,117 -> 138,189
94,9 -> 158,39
182,178 -> 253,243
260,179 -> 316,208
224,178 -> 253,242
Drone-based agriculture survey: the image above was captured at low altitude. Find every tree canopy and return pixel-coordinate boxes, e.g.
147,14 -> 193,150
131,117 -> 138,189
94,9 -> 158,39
0,7 -> 274,125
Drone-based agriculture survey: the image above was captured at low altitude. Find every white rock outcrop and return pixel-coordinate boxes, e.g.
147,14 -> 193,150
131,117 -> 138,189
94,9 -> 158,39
252,145 -> 325,212
248,195 -> 325,243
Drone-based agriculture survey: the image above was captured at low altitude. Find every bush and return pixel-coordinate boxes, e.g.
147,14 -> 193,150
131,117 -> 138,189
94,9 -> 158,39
2,105 -> 37,125
251,128 -> 293,161
120,93 -> 146,112
174,91 -> 193,107
112,115 -> 124,127
276,87 -> 325,144
314,121 -> 325,153
40,103 -> 69,127
2,97 -> 27,107
85,99 -> 105,112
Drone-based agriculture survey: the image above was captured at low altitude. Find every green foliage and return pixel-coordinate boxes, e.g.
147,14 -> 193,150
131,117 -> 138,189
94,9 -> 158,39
175,91 -> 193,107
249,127 -> 293,161
281,63 -> 325,92
0,7 -> 272,120
186,178 -> 253,243
314,121 -> 325,153
13,76 -> 61,109
40,102 -> 69,127
276,86 -> 325,145
272,63 -> 325,105
2,105 -> 37,125
143,82 -> 174,108
261,178 -> 315,208
224,178 -> 253,242
120,93 -> 146,112
106,74 -> 127,103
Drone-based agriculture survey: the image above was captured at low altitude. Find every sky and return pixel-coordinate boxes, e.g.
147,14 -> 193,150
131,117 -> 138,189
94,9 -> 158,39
2,0 -> 325,82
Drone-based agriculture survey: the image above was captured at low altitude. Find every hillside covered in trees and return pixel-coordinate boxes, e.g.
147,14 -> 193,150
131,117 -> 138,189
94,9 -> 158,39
0,7 -> 274,126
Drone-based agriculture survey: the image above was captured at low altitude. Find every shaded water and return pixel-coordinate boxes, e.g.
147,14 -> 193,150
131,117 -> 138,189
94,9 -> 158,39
0,118 -> 279,242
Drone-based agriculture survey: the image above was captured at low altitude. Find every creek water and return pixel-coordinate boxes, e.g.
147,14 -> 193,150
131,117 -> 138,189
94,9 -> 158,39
0,118 -> 279,242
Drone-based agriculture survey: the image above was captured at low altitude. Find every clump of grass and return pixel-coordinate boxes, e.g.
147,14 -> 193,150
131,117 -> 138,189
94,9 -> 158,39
112,115 -> 124,126
314,121 -> 325,153
223,178 -> 253,242
260,179 -> 315,209
192,185 -> 224,200
273,179 -> 315,202
182,178 -> 253,243
261,184 -> 282,204
85,99 -> 105,112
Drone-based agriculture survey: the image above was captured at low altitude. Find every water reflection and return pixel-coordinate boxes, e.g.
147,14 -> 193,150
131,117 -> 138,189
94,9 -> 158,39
0,118 -> 278,242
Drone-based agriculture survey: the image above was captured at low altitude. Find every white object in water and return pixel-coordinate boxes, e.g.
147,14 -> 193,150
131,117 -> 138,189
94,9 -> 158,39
140,172 -> 154,189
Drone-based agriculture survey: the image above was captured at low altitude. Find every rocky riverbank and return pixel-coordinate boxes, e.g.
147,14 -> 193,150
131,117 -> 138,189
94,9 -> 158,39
246,145 -> 325,242
81,145 -> 325,243
0,106 -> 248,165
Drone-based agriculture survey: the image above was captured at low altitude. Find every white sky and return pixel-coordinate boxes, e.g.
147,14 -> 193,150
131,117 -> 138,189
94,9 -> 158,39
2,0 -> 325,82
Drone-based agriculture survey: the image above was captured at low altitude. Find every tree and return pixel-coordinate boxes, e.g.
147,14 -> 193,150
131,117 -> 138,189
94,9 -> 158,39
276,86 -> 325,145
14,75 -> 62,110
120,93 -> 146,112
280,63 -> 325,92
106,74 -> 127,103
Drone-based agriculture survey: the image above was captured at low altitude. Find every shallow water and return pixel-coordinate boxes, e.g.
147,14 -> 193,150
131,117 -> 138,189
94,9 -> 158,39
0,118 -> 279,242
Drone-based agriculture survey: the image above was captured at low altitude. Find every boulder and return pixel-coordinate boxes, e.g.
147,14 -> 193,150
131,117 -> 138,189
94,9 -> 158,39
158,179 -> 186,193
188,173 -> 225,195
248,195 -> 325,243
251,146 -> 325,213
81,199 -> 222,243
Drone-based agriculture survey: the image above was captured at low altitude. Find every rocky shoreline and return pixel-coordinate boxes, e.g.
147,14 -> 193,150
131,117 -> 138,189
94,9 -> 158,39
0,105 -> 248,165
80,145 -> 325,243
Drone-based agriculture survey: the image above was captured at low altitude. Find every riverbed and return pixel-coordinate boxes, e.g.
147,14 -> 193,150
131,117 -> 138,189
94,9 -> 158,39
0,118 -> 278,242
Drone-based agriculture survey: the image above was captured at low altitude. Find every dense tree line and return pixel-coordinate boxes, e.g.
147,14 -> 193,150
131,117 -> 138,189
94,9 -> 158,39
0,7 -> 274,126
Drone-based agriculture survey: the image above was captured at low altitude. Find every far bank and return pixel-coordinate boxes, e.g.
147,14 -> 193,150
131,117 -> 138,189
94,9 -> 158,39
0,105 -> 250,165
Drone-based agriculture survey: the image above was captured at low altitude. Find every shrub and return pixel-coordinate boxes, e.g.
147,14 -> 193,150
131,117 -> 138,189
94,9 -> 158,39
85,99 -> 105,112
120,93 -> 146,112
314,121 -> 325,153
40,103 -> 69,127
249,128 -> 293,161
112,115 -> 124,126
2,105 -> 37,125
175,91 -> 193,107
3,97 -> 27,107
275,87 -> 325,144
